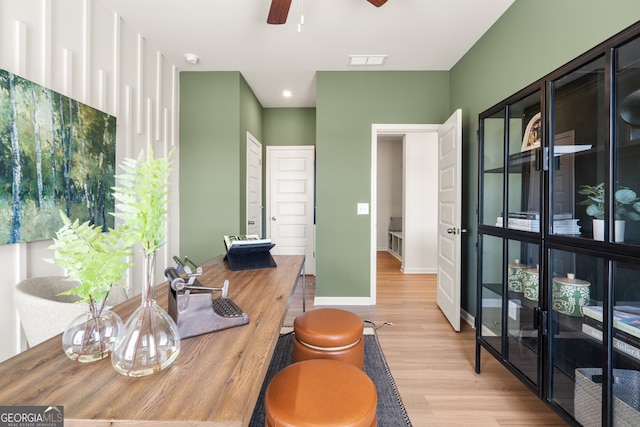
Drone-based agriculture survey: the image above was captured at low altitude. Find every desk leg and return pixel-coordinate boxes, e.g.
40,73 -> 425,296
301,263 -> 306,313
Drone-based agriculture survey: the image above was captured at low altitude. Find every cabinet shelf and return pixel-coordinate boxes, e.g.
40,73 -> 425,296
484,145 -> 593,174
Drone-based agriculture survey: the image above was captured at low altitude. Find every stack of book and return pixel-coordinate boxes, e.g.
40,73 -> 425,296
581,305 -> 640,361
495,212 -> 580,234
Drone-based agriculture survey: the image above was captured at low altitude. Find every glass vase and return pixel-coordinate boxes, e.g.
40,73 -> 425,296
61,300 -> 123,363
111,253 -> 180,377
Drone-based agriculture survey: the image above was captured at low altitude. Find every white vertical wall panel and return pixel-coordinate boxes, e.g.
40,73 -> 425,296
156,51 -> 162,141
40,0 -> 52,86
81,0 -> 91,103
136,33 -> 143,135
170,65 -> 178,147
62,48 -> 72,96
14,20 -> 27,75
0,0 -> 181,363
89,0 -> 116,114
51,1 -> 84,99
112,12 -> 120,117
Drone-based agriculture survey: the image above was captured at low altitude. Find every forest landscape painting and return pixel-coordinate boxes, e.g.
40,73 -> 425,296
0,69 -> 116,245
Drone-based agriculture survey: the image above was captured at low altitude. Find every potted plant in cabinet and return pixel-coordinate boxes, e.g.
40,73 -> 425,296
578,182 -> 640,241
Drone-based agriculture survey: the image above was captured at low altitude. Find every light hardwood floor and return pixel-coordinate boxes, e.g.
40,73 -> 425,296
285,251 -> 568,426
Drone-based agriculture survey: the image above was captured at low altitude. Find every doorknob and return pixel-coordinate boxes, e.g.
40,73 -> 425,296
271,217 -> 277,221
447,228 -> 468,235
248,220 -> 255,225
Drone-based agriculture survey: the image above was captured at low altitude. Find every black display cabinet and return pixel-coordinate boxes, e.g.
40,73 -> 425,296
476,21 -> 640,427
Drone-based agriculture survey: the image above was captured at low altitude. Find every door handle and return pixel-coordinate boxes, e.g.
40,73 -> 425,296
447,228 -> 468,235
248,220 -> 255,225
271,217 -> 277,221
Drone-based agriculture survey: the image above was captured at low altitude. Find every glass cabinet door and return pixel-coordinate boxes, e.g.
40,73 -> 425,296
481,110 -> 505,227
507,91 -> 542,232
506,238 -> 540,385
548,248 -> 604,422
479,234 -> 504,355
615,34 -> 640,246
550,56 -> 606,239
479,234 -> 541,386
610,260 -> 640,427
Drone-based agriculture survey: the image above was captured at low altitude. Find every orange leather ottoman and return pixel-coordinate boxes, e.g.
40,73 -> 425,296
264,359 -> 377,427
293,308 -> 364,369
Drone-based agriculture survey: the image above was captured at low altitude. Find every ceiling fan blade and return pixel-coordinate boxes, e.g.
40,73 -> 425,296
267,0 -> 293,24
367,0 -> 388,6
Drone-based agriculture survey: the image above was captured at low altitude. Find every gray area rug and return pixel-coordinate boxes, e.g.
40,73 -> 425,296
249,325 -> 413,426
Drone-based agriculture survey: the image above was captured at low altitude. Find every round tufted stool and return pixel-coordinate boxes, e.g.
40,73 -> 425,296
265,359 -> 377,427
293,308 -> 364,369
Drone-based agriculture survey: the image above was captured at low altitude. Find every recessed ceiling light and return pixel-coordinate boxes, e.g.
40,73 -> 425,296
184,53 -> 199,64
282,90 -> 292,98
348,55 -> 388,66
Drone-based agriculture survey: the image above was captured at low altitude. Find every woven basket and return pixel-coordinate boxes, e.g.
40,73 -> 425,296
574,368 -> 640,427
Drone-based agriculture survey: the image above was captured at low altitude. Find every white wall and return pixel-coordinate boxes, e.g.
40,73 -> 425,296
403,132 -> 438,274
376,137 -> 403,250
0,0 -> 180,362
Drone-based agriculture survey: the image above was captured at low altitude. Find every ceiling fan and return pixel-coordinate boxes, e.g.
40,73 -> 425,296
267,0 -> 388,25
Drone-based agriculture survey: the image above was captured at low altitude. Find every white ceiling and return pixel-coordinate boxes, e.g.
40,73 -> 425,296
101,0 -> 514,108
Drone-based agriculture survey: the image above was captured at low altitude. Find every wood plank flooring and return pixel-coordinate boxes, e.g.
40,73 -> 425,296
285,251 -> 568,426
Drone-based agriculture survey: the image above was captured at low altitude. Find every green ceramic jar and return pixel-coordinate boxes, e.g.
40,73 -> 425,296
523,265 -> 539,301
508,258 -> 528,293
552,273 -> 590,317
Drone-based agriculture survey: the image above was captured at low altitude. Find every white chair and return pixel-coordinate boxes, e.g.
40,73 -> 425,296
14,276 -> 128,348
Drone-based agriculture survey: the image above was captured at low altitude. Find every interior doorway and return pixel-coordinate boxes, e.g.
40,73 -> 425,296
371,124 -> 439,305
371,110 -> 462,331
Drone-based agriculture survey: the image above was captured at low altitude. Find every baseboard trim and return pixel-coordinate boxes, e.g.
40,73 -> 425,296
461,308 -> 475,328
313,296 -> 374,306
312,298 -> 476,327
401,267 -> 437,274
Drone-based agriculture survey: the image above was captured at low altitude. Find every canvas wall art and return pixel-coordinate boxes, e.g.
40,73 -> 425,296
0,69 -> 116,245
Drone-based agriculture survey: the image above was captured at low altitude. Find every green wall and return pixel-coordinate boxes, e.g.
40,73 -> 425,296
315,71 -> 450,297
451,1 -> 640,314
179,71 -> 262,265
263,108 -> 316,146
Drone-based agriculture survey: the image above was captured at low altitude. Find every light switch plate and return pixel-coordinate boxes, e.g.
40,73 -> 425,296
357,203 -> 369,215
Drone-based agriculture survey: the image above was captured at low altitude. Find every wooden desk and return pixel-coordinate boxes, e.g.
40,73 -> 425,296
0,255 -> 305,427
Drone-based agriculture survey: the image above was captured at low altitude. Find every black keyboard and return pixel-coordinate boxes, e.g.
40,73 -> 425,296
212,298 -> 245,318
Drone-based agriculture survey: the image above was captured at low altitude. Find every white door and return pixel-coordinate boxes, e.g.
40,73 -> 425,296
437,109 -> 463,331
266,146 -> 315,274
246,132 -> 262,236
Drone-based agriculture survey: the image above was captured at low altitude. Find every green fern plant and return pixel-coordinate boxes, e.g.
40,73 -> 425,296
48,211 -> 132,309
111,148 -> 173,256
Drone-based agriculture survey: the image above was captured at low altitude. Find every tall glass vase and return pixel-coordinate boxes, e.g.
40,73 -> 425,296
111,253 -> 180,376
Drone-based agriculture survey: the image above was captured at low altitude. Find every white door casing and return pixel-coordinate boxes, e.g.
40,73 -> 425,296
246,132 -> 263,236
370,112 -> 462,328
266,146 -> 315,274
437,109 -> 463,331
